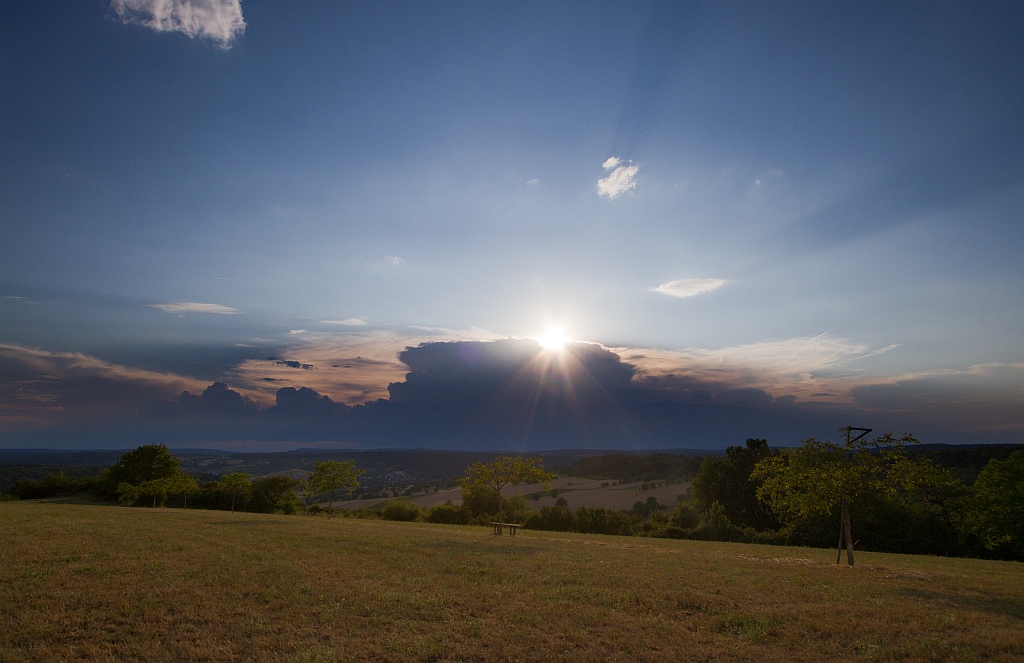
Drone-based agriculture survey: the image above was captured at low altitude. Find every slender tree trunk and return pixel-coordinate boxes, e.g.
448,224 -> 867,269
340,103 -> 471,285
836,506 -> 845,564
231,493 -> 236,513
183,493 -> 187,510
327,488 -> 335,519
152,495 -> 157,508
497,485 -> 503,535
842,499 -> 855,566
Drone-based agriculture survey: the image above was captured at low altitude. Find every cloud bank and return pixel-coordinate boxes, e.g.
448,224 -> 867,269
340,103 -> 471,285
3,338 -> 1021,449
597,157 -> 640,199
653,278 -> 728,298
110,0 -> 245,49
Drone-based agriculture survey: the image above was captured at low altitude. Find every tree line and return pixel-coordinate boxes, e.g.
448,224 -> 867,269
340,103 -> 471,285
3,436 -> 1021,563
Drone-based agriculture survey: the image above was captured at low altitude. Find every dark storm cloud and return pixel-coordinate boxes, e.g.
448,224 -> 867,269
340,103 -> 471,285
2,341 -> 1021,449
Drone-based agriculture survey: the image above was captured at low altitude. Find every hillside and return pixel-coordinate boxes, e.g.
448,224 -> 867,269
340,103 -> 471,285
2,502 -> 1021,662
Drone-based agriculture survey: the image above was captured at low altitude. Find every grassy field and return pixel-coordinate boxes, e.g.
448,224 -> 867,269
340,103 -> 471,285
1,502 -> 1022,662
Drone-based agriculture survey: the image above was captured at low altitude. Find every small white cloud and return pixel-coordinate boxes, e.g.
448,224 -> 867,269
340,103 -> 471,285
110,0 -> 245,49
652,279 -> 728,298
597,157 -> 640,199
385,256 -> 405,265
321,319 -> 368,326
526,178 -> 540,187
289,329 -> 306,335
150,302 -> 240,314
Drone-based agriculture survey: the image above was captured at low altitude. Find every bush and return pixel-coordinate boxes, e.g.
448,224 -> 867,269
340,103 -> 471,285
575,506 -> 641,536
381,499 -> 423,522
9,472 -> 97,500
671,501 -> 700,529
525,505 -> 577,532
426,501 -> 472,525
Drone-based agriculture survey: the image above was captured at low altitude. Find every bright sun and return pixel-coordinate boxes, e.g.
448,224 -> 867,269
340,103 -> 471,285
536,328 -> 570,351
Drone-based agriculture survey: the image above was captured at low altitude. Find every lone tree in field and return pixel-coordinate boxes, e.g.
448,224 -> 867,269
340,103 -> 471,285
461,455 -> 554,533
752,429 -> 918,566
304,460 -> 364,518
220,473 -> 252,512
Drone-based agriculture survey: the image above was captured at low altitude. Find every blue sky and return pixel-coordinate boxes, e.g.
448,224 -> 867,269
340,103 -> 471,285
1,1 -> 1022,449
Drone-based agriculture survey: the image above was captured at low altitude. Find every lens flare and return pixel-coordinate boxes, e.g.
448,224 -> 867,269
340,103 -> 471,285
536,328 -> 570,351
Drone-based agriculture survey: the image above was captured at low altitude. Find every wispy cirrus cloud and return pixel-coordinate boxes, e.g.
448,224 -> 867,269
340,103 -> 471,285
597,157 -> 640,199
321,319 -> 367,326
150,302 -> 240,314
110,0 -> 245,49
653,278 -> 728,298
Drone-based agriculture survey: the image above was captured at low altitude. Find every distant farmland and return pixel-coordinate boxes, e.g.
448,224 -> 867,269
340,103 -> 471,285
2,502 -> 1022,662
338,476 -> 689,513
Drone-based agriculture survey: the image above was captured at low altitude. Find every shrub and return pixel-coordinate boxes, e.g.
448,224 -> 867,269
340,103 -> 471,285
525,505 -> 576,532
426,501 -> 471,525
381,499 -> 423,522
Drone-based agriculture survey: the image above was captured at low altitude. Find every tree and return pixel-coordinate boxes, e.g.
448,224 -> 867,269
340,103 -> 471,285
752,430 -> 918,565
460,455 -> 554,533
166,472 -> 199,509
964,451 -> 1024,559
219,473 -> 252,512
690,438 -> 778,529
250,475 -> 299,514
304,460 -> 364,518
100,444 -> 180,498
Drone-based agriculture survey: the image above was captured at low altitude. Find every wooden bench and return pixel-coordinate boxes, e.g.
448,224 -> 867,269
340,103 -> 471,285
489,522 -> 524,536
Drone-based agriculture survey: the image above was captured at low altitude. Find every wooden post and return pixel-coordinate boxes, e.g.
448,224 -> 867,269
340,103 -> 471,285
842,499 -> 855,566
836,505 -> 845,564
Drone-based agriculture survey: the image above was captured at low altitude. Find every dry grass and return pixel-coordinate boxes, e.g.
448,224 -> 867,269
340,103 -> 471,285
1,502 -> 1022,662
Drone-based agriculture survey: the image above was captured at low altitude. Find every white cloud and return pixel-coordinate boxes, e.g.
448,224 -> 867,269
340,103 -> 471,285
110,0 -> 245,49
289,329 -> 306,335
150,302 -> 240,314
385,256 -> 405,265
526,178 -> 540,187
652,278 -> 728,298
597,157 -> 640,199
321,319 -> 368,326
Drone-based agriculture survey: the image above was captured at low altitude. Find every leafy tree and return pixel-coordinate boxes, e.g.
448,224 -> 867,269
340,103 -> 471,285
250,475 -> 299,514
753,430 -> 918,565
965,451 -> 1024,559
690,439 -> 778,529
115,471 -> 198,508
460,456 -> 554,532
100,444 -> 180,498
167,472 -> 199,509
219,473 -> 252,512
304,460 -> 364,518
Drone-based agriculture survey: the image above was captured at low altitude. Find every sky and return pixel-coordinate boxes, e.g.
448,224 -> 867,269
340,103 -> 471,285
1,0 -> 1023,451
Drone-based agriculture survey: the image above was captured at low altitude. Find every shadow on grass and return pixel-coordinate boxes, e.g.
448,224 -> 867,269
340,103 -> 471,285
901,588 -> 1024,620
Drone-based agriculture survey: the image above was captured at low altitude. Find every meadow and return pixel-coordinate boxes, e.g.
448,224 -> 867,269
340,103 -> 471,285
1,501 -> 1022,662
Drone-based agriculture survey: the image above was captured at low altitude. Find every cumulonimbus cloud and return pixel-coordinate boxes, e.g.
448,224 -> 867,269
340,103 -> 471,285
597,157 -> 640,199
110,0 -> 245,49
653,278 -> 728,298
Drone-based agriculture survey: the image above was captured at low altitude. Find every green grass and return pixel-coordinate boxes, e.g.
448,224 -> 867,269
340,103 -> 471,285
2,502 -> 1023,662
